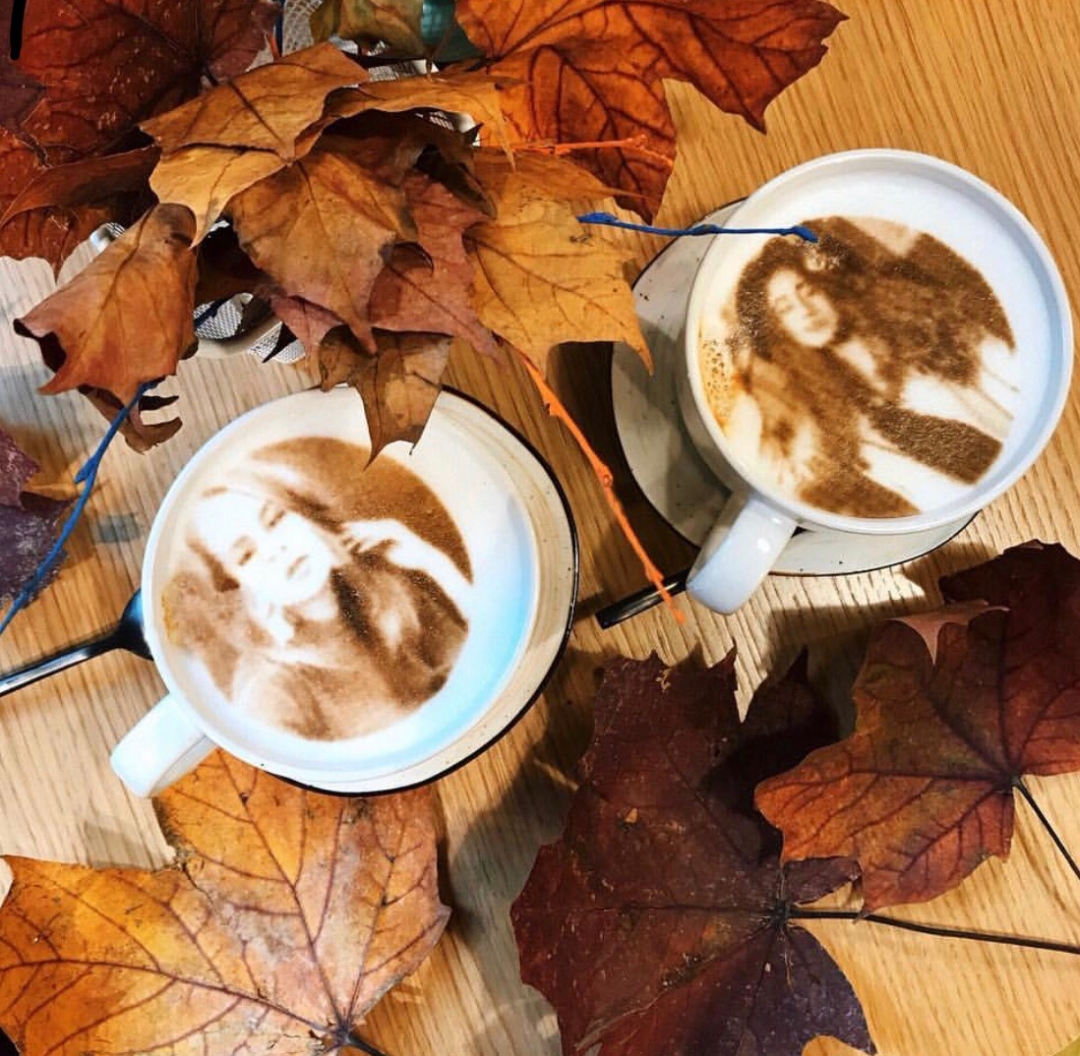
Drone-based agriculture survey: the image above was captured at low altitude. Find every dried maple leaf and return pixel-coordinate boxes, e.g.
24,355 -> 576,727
141,43 -> 364,157
369,171 -> 499,356
0,147 -> 157,266
0,128 -> 117,269
512,651 -> 874,1056
456,0 -> 846,217
311,0 -> 427,56
326,68 -> 513,155
9,0 -> 279,161
272,293 -> 344,352
318,327 -> 452,456
467,150 -> 649,370
0,752 -> 449,1055
0,0 -> 276,267
0,428 -> 70,604
142,43 -> 372,240
15,204 -> 198,404
0,146 -> 158,224
755,541 -> 1080,911
228,135 -> 414,349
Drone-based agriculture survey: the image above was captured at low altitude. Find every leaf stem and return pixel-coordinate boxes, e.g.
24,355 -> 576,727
791,907 -> 1080,956
513,347 -> 681,621
1014,778 -> 1080,884
0,381 -> 155,637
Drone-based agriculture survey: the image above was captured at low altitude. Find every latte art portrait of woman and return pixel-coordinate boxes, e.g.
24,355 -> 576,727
703,215 -> 1021,518
161,437 -> 472,742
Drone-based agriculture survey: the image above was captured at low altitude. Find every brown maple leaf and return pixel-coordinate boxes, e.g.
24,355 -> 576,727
272,294 -> 344,353
143,43 -> 373,240
0,427 -> 70,604
457,0 -> 847,217
326,68 -> 513,155
311,0 -> 426,55
142,43 -> 365,157
0,128 -> 112,268
0,0 -> 277,269
15,204 -> 198,404
0,0 -> 276,267
0,752 -> 449,1055
512,651 -> 874,1056
228,135 -> 414,349
9,0 -> 279,162
318,327 -> 452,456
755,541 -> 1080,911
0,147 -> 157,268
467,150 -> 649,370
369,171 -> 499,356
0,146 -> 159,224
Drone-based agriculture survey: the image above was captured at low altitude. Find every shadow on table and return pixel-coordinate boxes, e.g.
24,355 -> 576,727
440,637 -> 620,1055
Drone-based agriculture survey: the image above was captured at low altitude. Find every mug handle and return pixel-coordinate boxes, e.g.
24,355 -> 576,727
110,694 -> 214,797
685,492 -> 797,613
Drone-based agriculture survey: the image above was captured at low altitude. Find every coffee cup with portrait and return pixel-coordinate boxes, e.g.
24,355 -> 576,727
678,149 -> 1072,613
110,387 -> 577,796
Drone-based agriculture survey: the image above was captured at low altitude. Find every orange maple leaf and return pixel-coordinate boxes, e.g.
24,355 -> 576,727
467,150 -> 650,371
756,543 -> 1080,911
0,753 -> 449,1055
457,0 -> 847,217
15,204 -> 198,404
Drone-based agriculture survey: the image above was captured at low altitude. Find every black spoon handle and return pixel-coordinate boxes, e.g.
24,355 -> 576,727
0,629 -> 122,698
594,568 -> 690,629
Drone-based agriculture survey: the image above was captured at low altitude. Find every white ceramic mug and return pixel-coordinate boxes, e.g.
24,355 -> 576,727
679,149 -> 1072,613
110,388 -> 577,796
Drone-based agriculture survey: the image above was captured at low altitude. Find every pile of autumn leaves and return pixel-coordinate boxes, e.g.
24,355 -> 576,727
0,0 -> 848,606
12,42 -> 649,454
1,0 -> 848,456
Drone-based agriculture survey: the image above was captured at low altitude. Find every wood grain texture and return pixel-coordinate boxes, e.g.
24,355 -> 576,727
1,1 -> 1079,1054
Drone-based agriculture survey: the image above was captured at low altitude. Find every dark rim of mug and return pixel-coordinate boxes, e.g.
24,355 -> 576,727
275,387 -> 580,797
607,198 -> 977,578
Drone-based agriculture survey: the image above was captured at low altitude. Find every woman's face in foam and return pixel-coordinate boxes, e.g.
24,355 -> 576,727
196,490 -> 339,609
765,267 -> 840,348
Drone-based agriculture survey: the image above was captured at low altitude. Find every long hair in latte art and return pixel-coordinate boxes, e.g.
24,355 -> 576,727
711,215 -> 1020,518
162,436 -> 473,742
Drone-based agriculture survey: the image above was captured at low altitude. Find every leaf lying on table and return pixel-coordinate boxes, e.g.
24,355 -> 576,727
455,0 -> 847,217
0,428 -> 70,604
756,541 -> 1080,911
512,651 -> 874,1056
0,752 -> 449,1056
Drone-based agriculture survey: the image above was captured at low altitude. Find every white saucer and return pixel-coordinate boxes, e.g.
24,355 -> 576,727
610,203 -> 972,576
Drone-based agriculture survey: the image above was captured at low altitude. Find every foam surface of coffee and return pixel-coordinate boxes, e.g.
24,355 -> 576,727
697,215 -> 1027,519
147,408 -> 540,777
163,436 -> 473,743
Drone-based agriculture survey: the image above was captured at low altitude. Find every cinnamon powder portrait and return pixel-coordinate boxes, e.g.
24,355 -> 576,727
162,436 -> 472,741
701,216 -> 1020,517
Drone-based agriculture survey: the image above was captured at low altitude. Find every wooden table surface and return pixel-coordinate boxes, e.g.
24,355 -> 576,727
2,2 -> 1079,1054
